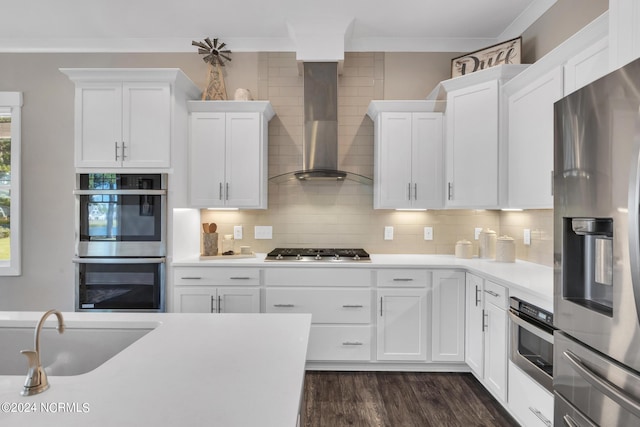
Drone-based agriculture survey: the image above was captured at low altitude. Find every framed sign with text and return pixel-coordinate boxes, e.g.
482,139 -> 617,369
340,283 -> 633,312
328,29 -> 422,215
451,37 -> 522,78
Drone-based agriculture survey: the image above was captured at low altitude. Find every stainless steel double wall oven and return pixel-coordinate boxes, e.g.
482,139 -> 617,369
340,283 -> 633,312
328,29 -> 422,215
73,173 -> 167,311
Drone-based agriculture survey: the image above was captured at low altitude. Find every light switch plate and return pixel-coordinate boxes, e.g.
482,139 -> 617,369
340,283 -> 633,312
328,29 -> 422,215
233,225 -> 243,240
475,227 -> 483,240
424,227 -> 433,240
384,226 -> 394,240
255,226 -> 273,239
524,228 -> 531,246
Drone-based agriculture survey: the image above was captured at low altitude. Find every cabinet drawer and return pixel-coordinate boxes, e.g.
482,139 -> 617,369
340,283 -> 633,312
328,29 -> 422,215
174,267 -> 260,286
265,288 -> 371,324
484,280 -> 508,309
377,269 -> 430,287
307,325 -> 372,361
264,268 -> 371,286
508,361 -> 553,427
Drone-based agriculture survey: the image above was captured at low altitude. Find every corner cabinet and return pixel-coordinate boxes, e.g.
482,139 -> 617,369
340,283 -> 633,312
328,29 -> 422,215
505,66 -> 564,209
187,101 -> 274,209
429,65 -> 528,209
61,68 -> 200,169
367,101 -> 444,209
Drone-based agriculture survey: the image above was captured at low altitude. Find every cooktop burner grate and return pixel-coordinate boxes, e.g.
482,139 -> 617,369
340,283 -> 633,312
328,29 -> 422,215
265,248 -> 370,262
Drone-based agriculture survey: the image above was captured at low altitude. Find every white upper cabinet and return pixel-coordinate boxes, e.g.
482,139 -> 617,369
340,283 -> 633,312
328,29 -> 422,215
368,101 -> 444,209
61,69 -> 199,170
429,65 -> 527,209
564,36 -> 609,95
609,0 -> 640,70
506,66 -> 563,209
187,101 -> 274,209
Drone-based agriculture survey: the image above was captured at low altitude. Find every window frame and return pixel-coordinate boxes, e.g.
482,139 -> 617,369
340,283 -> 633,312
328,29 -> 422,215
0,92 -> 22,276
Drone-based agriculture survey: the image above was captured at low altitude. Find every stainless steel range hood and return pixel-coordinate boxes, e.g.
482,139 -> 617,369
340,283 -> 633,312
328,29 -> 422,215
270,62 -> 372,184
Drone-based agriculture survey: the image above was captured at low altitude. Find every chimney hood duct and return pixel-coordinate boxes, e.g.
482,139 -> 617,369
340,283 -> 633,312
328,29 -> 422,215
270,62 -> 372,184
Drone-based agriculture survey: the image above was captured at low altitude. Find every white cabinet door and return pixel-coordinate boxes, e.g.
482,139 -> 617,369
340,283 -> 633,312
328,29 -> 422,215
564,36 -> 609,95
217,287 -> 260,313
376,288 -> 428,361
609,0 -> 640,70
75,82 -> 171,168
431,270 -> 465,362
188,109 -> 268,209
225,113 -> 263,208
189,112 -> 226,207
465,273 -> 484,378
174,286 -> 217,313
445,80 -> 499,208
376,112 -> 413,209
412,113 -> 444,208
121,83 -> 171,168
75,83 -> 123,168
484,299 -> 508,402
374,111 -> 443,209
507,67 -> 563,209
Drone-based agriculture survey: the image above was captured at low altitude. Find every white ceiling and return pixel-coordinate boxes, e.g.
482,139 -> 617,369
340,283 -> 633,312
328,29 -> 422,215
0,0 -> 556,53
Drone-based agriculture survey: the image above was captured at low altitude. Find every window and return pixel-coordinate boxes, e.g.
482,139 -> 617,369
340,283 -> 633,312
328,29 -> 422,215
0,92 -> 22,276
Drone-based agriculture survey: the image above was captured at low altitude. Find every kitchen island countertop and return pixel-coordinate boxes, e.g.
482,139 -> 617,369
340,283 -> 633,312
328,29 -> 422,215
174,253 -> 554,310
0,312 -> 311,427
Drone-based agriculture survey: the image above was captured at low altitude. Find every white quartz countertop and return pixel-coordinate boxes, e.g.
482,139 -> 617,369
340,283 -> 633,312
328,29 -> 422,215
174,253 -> 554,310
0,312 -> 311,427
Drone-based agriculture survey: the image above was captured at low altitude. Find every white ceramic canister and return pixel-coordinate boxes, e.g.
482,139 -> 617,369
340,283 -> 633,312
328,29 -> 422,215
479,228 -> 497,259
496,235 -> 516,262
455,239 -> 473,259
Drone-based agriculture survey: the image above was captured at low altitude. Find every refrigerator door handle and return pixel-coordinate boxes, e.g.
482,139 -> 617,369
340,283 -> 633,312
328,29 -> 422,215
628,136 -> 640,324
563,350 -> 640,419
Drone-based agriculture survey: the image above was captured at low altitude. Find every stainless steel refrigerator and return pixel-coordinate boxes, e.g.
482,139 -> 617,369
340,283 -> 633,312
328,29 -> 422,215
554,57 -> 640,426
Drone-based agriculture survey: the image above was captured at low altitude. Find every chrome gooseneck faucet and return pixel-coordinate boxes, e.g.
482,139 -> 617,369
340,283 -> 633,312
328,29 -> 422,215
20,309 -> 65,396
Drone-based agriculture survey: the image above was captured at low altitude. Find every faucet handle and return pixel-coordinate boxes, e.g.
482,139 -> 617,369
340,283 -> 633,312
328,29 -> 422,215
20,350 -> 38,369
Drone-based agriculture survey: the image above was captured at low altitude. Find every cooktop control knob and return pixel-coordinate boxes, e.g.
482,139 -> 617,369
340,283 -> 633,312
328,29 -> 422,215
334,254 -> 340,260
276,254 -> 283,260
353,254 -> 360,261
296,254 -> 302,260
315,254 -> 322,260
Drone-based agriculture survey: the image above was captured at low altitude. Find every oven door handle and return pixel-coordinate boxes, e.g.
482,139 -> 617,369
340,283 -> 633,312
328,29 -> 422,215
508,310 -> 554,344
73,189 -> 167,196
73,257 -> 165,264
563,350 -> 640,419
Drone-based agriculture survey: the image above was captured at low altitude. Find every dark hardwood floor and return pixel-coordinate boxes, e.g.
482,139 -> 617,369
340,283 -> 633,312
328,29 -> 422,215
303,371 -> 519,427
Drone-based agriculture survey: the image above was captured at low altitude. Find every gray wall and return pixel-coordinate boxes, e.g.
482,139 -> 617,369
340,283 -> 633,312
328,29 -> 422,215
0,0 -> 607,311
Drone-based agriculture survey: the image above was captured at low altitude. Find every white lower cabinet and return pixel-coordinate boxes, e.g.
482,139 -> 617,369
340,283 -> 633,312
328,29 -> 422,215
376,287 -> 428,361
464,273 -> 509,403
264,282 -> 372,362
431,270 -> 465,362
174,286 -> 260,313
173,266 -> 261,313
508,361 -> 553,427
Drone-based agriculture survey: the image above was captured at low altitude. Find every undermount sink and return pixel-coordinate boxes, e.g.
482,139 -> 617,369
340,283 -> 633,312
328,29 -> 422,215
0,320 -> 158,376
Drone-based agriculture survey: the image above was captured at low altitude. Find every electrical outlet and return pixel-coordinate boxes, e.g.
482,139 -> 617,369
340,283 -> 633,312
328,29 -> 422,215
524,228 -> 531,246
424,227 -> 433,240
384,226 -> 394,240
475,227 -> 483,240
233,225 -> 243,240
254,226 -> 273,239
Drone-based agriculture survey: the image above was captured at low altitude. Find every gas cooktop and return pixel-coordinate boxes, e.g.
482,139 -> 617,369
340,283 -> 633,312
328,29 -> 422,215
265,248 -> 370,262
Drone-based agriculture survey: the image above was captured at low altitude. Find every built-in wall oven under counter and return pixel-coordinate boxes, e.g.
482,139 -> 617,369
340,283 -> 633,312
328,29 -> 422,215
73,173 -> 167,312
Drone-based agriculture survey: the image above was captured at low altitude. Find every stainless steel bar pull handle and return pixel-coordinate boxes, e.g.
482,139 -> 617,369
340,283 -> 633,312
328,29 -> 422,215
342,305 -> 363,308
210,296 -> 215,313
115,142 -> 120,161
225,183 -> 229,200
563,350 -> 640,419
219,182 -> 223,200
414,183 -> 417,200
218,295 -> 222,313
273,304 -> 294,308
342,342 -> 363,346
482,309 -> 487,332
484,290 -> 500,297
230,277 -> 251,280
475,285 -> 481,306
562,415 -> 579,427
380,297 -> 383,316
528,407 -> 551,427
448,182 -> 453,200
393,278 -> 413,282
121,142 -> 127,160
180,276 -> 202,280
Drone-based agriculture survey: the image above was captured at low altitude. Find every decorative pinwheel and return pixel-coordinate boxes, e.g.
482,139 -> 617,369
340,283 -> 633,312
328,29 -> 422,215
192,37 -> 232,66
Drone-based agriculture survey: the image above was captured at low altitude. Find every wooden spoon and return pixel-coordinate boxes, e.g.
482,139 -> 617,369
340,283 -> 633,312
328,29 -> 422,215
209,223 -> 217,233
